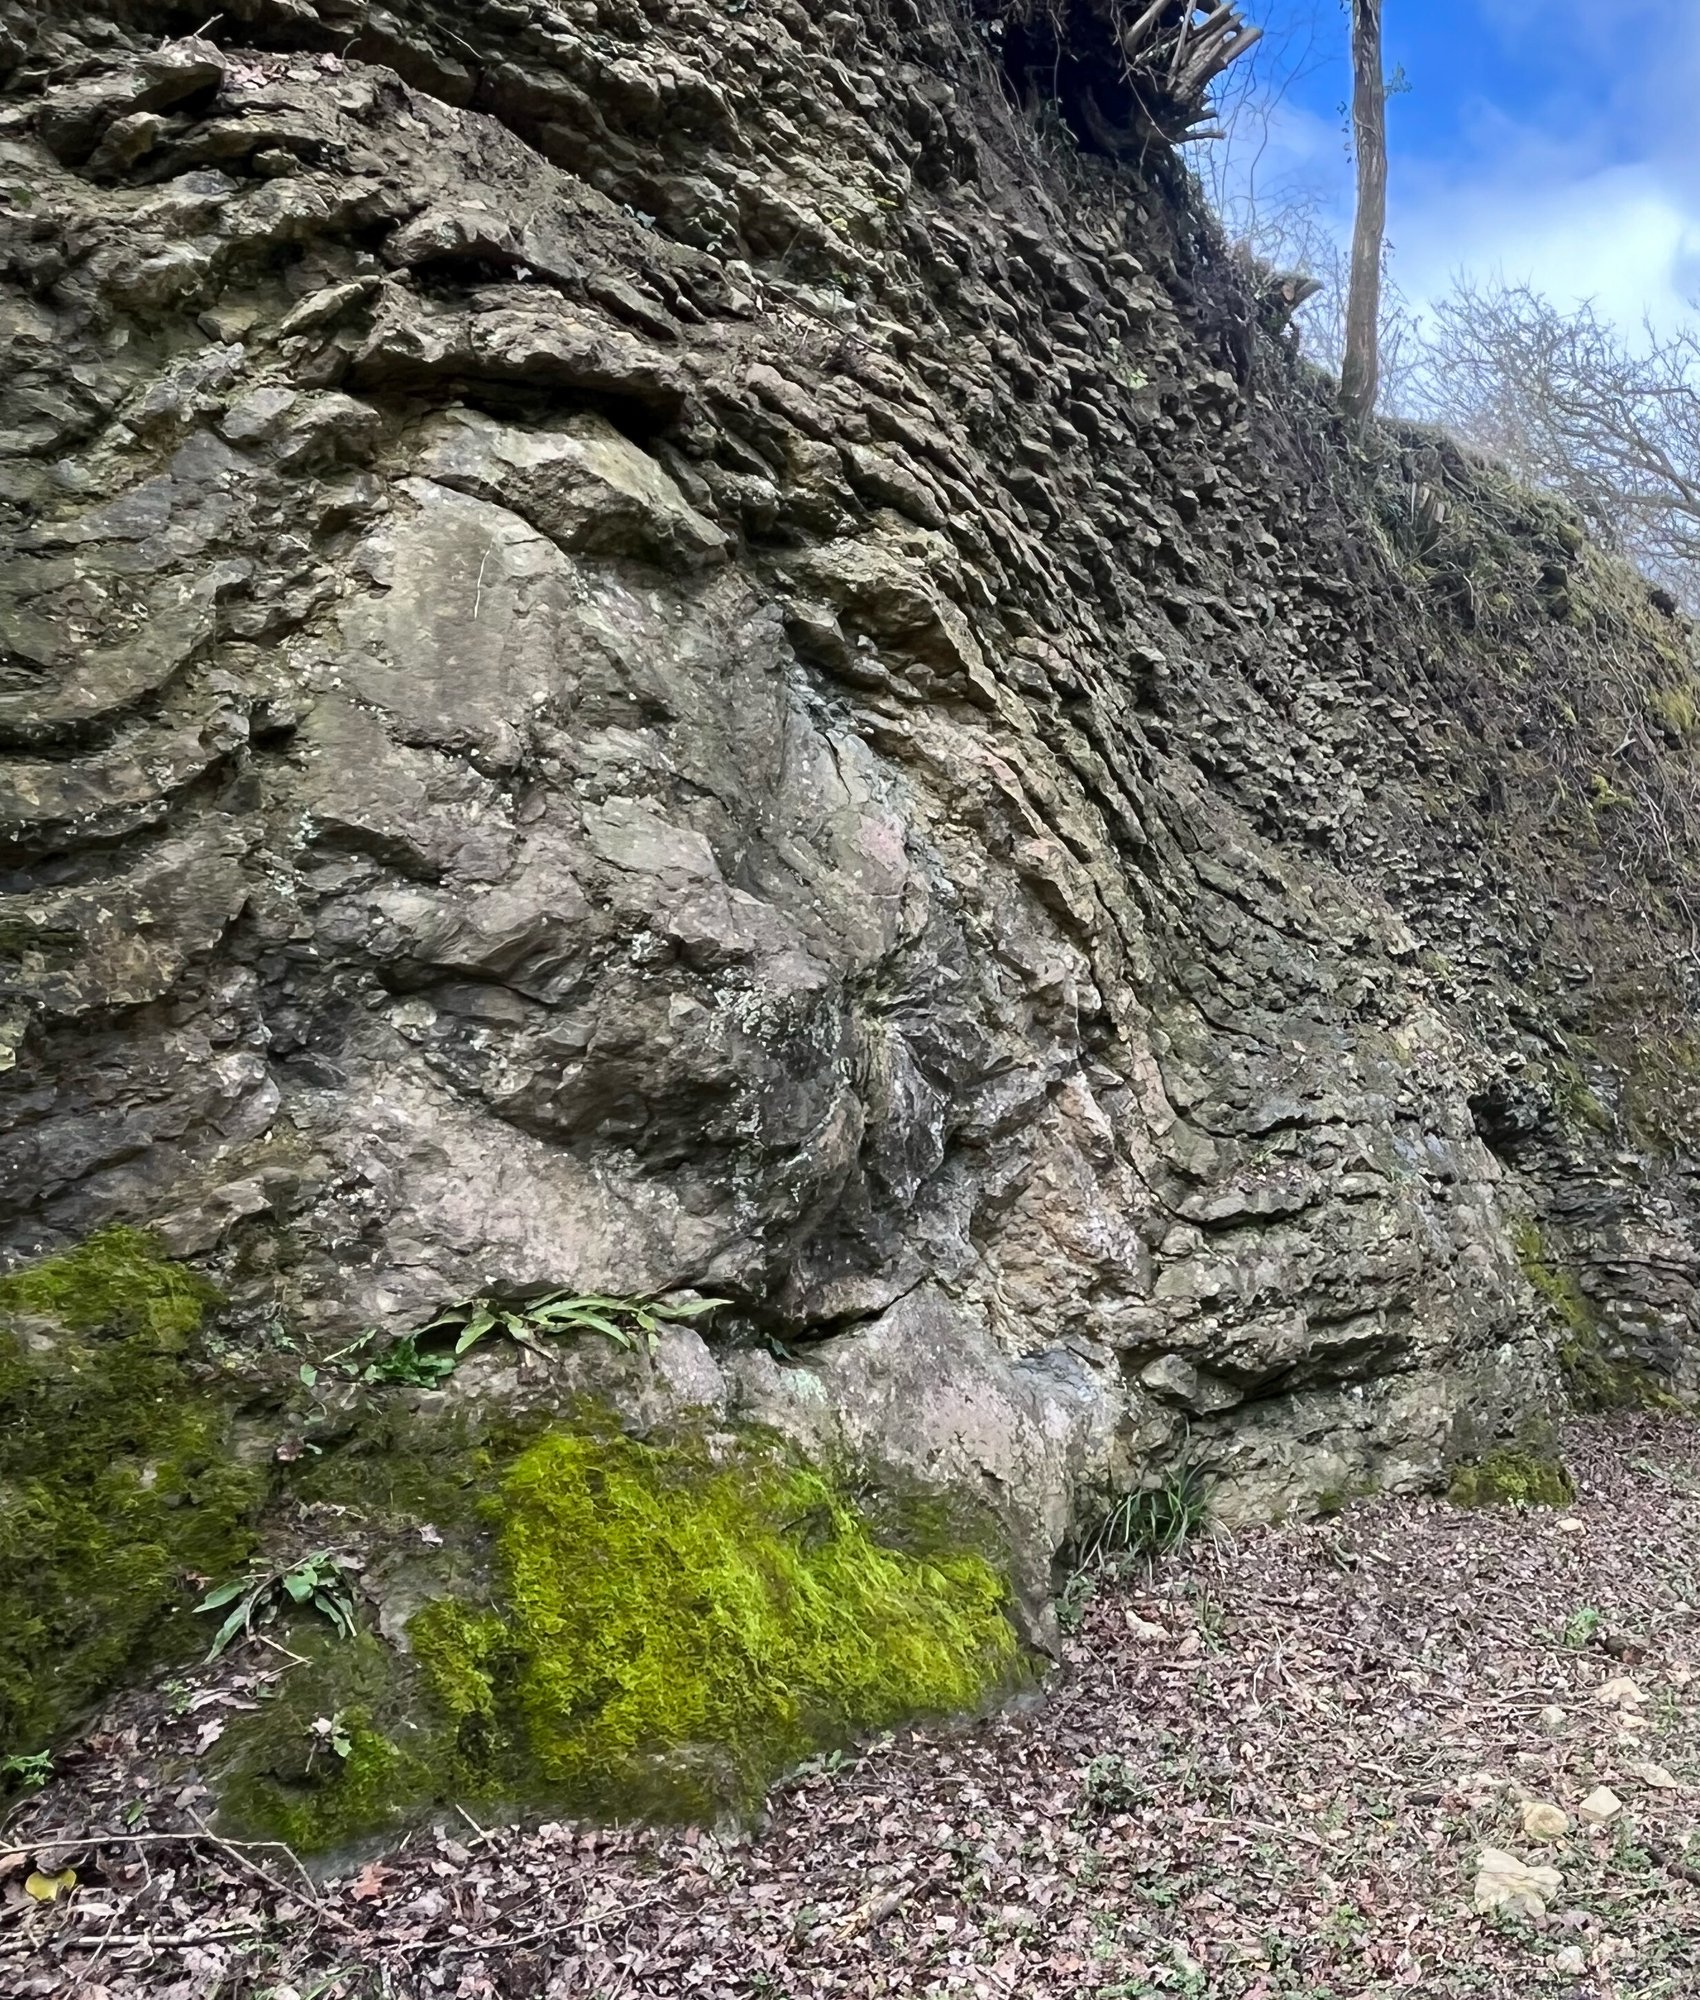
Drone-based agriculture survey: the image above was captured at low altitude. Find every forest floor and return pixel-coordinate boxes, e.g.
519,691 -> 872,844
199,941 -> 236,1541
4,1413 -> 1699,1999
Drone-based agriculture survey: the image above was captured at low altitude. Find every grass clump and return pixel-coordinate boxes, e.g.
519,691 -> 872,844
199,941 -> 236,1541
1058,1463 -> 1210,1633
411,1426 -> 1023,1821
1447,1447 -> 1575,1510
0,1230 -> 265,1762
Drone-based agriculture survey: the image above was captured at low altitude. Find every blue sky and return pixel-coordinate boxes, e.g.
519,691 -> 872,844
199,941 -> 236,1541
1216,0 -> 1700,334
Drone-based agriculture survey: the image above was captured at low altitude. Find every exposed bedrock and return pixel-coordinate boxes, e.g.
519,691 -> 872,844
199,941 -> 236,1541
3,0 -> 1699,1629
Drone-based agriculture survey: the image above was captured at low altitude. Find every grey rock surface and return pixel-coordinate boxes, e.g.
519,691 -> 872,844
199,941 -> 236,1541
3,0 -> 1698,1592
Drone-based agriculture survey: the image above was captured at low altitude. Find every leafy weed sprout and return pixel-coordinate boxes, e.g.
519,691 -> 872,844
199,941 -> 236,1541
196,1551 -> 361,1660
298,1291 -> 729,1392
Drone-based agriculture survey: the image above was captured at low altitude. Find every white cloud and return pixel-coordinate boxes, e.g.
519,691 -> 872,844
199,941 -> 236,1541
1211,5 -> 1700,347
1392,165 -> 1700,338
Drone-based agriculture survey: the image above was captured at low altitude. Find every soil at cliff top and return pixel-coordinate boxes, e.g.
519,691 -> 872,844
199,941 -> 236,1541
4,1414 -> 1698,1999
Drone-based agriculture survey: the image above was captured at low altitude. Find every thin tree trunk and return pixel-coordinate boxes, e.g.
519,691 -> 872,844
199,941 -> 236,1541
1340,0 -> 1387,430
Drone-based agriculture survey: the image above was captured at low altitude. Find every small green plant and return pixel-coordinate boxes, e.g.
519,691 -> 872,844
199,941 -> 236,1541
196,1552 -> 360,1660
308,1710 -> 354,1767
297,1292 -> 731,1395
1080,1463 -> 1210,1571
1,1749 -> 53,1791
299,1326 -> 456,1390
1080,1751 -> 1141,1814
1057,1567 -> 1098,1634
1563,1605 -> 1604,1648
421,1289 -> 729,1358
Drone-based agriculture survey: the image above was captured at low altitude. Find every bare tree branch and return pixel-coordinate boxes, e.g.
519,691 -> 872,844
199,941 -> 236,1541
1409,278 -> 1700,606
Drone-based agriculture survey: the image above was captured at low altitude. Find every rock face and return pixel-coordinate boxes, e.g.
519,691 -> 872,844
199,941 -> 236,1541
3,0 -> 1700,1602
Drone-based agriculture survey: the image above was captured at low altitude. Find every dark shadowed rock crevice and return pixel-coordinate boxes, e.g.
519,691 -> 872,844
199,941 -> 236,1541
3,0 -> 1700,1825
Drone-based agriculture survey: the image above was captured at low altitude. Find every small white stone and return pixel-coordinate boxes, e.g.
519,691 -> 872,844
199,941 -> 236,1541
1578,1785 -> 1623,1827
1474,1846 -> 1562,1918
1522,1800 -> 1570,1841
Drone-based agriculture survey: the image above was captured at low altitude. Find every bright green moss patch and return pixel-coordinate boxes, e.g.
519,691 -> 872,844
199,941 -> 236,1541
0,1227 -> 219,1343
431,1428 -> 1024,1818
1448,1448 -> 1576,1510
0,1230 -> 266,1759
223,1422 -> 1024,1844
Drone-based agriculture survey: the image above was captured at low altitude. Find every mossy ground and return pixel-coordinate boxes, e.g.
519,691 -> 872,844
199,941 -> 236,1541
1447,1446 -> 1575,1509
221,1423 -> 1024,1846
0,1230 -> 267,1762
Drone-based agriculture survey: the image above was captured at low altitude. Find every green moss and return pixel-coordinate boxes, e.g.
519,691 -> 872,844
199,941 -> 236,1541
471,1428 -> 1022,1816
1546,1059 -> 1613,1135
1447,1448 -> 1576,1509
1647,682 -> 1700,739
1512,1217 -> 1675,1411
0,1231 -> 266,1760
0,1227 -> 219,1342
222,1421 -> 1024,1844
217,1633 -> 431,1851
1512,1217 -> 1596,1342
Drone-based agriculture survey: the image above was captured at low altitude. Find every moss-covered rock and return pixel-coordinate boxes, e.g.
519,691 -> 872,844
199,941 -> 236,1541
434,1425 -> 1022,1816
1447,1447 -> 1575,1509
0,1230 -> 268,1760
216,1632 -> 436,1852
1512,1218 -> 1677,1411
219,1420 -> 1025,1844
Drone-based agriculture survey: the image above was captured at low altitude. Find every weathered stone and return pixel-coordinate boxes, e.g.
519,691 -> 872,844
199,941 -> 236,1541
1,0 -> 1699,1802
1521,1800 -> 1570,1841
1577,1785 -> 1623,1826
1474,1847 -> 1562,1919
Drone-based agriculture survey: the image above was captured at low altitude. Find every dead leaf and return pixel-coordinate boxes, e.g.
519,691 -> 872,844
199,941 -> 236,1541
1595,1676 -> 1646,1708
24,1867 -> 76,1902
1628,1761 -> 1680,1791
349,1861 -> 396,1902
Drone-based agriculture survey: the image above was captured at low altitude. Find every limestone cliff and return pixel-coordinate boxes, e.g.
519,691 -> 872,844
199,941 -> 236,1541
4,0 -> 1700,1795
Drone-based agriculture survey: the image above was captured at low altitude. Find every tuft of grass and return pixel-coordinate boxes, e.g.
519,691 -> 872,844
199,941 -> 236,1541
1079,1464 -> 1210,1573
